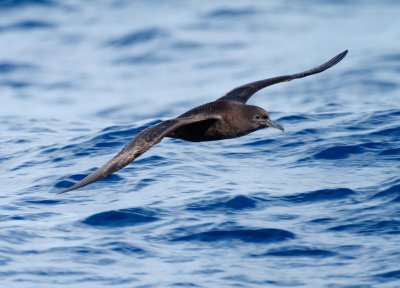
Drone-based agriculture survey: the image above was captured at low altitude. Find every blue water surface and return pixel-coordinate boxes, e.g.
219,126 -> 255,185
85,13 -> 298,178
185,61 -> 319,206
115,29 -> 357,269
1,1 -> 400,287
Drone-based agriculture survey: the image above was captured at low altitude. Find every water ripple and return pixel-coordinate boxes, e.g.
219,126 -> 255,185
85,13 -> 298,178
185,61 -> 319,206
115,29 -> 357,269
0,0 -> 56,9
372,183 -> 400,201
257,247 -> 337,258
101,241 -> 146,255
0,20 -> 56,32
0,62 -> 36,74
82,207 -> 161,228
313,145 -> 365,159
172,228 -> 295,243
106,27 -> 168,47
282,188 -> 356,203
186,195 -> 260,211
374,270 -> 400,281
328,219 -> 400,235
205,7 -> 258,19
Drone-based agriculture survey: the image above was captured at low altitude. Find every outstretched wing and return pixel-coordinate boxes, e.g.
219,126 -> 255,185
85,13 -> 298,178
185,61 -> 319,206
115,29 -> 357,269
59,114 -> 221,194
217,50 -> 348,104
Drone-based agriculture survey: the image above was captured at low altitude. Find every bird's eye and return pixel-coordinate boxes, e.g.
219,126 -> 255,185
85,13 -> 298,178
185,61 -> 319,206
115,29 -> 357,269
255,115 -> 261,120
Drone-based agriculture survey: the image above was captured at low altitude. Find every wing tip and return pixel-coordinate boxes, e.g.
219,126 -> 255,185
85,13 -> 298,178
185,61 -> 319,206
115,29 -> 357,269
58,184 -> 78,194
333,49 -> 349,65
318,49 -> 349,73
339,49 -> 349,59
57,174 -> 96,194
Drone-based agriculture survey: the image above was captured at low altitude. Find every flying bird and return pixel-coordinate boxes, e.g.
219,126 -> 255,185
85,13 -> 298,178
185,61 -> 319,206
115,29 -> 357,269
60,50 -> 348,193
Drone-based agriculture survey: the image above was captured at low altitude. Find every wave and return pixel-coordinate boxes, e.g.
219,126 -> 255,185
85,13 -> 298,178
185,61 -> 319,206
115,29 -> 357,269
172,228 -> 295,243
82,207 -> 161,228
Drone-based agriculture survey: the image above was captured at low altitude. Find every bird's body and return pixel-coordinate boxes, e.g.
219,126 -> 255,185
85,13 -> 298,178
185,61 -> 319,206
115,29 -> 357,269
169,101 -> 270,142
60,50 -> 348,193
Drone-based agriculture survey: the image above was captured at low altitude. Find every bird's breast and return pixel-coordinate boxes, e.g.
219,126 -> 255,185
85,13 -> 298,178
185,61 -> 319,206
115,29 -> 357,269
167,118 -> 241,142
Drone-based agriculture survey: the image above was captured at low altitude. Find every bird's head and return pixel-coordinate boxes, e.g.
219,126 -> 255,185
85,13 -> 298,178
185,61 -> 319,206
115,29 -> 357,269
245,105 -> 284,132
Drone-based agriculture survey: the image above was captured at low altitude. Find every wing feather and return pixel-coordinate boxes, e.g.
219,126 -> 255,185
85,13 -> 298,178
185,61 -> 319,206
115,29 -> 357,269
217,50 -> 348,103
59,114 -> 221,193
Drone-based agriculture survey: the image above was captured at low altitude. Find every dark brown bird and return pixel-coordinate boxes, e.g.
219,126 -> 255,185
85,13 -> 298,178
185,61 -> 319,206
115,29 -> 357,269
60,50 -> 348,193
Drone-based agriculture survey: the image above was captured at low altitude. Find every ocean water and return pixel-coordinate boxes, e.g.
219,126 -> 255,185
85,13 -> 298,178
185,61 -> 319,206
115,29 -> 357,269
1,1 -> 400,287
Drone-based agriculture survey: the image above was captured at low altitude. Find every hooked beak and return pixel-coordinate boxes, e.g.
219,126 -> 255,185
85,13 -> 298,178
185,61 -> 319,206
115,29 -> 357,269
265,119 -> 284,132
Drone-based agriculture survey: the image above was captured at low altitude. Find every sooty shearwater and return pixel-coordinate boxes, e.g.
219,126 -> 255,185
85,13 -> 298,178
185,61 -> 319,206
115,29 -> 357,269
60,50 -> 348,193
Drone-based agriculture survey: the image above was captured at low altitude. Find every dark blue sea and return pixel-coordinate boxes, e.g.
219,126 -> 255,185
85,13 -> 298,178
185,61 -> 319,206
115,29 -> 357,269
1,1 -> 400,287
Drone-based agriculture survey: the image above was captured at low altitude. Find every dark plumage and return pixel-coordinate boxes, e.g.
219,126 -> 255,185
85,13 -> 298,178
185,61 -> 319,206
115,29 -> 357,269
60,50 -> 348,193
